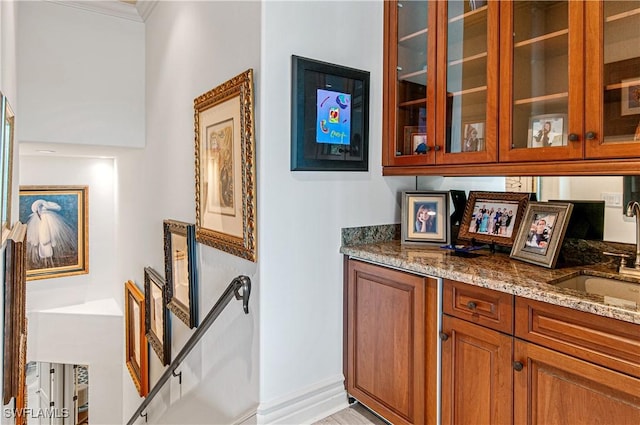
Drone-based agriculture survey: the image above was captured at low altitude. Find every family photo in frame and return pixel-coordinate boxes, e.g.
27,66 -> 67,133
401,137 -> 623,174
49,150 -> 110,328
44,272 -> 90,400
510,202 -> 574,268
457,191 -> 530,247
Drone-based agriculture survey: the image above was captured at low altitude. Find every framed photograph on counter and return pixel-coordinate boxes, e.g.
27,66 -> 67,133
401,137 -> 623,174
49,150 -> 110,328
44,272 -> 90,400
401,191 -> 450,246
510,201 -> 574,269
457,191 -> 530,247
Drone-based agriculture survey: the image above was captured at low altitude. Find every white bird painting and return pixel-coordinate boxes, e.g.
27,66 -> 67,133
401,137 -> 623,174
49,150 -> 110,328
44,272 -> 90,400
25,199 -> 77,269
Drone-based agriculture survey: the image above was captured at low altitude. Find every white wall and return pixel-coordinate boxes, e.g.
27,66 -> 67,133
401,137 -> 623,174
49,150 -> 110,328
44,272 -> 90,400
258,1 -> 414,422
130,1 -> 262,423
17,1 -> 144,147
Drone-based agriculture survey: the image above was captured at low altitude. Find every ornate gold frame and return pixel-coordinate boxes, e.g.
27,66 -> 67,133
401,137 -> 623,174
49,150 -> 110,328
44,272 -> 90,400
194,69 -> 257,262
2,223 -> 27,412
19,185 -> 89,280
125,280 -> 148,397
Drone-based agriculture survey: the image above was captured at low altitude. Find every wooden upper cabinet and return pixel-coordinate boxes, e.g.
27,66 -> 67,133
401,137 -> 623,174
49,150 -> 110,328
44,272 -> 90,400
383,0 -> 437,167
383,0 -> 640,175
584,1 -> 640,159
435,1 -> 499,165
499,1 -> 585,162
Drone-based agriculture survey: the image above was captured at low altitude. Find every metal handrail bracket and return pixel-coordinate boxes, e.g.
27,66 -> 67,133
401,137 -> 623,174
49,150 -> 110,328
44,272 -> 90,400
126,275 -> 251,425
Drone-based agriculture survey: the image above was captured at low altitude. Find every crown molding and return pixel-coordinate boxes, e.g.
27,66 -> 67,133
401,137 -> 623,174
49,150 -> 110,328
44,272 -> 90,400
135,0 -> 158,22
46,0 -> 143,22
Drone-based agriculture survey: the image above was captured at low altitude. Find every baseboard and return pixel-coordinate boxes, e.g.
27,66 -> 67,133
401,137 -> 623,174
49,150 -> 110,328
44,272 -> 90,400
255,375 -> 349,424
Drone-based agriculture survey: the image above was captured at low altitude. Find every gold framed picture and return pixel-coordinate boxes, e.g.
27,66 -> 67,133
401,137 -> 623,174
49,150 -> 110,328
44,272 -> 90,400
194,69 -> 257,262
19,185 -> 89,280
125,280 -> 148,397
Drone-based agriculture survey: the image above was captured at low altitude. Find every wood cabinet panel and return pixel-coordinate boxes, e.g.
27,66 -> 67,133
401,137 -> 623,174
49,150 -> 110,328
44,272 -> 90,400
514,339 -> 640,424
345,259 -> 437,425
515,297 -> 640,378
443,279 -> 514,334
441,315 -> 513,425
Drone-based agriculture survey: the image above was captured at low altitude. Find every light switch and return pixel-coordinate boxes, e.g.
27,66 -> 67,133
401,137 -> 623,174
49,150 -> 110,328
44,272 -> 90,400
601,192 -> 623,208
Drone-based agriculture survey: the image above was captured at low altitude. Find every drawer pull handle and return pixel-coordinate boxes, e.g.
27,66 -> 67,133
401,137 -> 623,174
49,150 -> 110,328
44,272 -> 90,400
439,332 -> 449,341
513,361 -> 524,372
466,301 -> 477,310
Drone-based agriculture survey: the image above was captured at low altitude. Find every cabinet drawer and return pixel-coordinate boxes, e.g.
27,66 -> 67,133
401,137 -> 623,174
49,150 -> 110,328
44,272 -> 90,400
443,279 -> 514,334
515,297 -> 640,379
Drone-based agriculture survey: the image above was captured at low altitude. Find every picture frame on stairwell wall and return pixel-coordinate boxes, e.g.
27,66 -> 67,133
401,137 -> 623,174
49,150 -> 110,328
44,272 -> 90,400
125,280 -> 148,397
18,185 -> 89,281
164,219 -> 198,329
144,267 -> 171,366
194,69 -> 257,262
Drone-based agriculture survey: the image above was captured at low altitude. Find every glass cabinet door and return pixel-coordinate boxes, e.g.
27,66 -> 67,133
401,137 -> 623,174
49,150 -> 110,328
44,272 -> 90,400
585,1 -> 640,159
383,0 -> 436,166
436,0 -> 498,165
499,1 -> 584,162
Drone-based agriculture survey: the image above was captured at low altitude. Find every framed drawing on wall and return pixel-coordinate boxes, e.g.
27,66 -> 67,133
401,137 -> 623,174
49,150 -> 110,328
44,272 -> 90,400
195,69 -> 257,262
164,219 -> 198,329
125,280 -> 148,397
144,267 -> 170,366
291,55 -> 370,171
18,185 -> 89,280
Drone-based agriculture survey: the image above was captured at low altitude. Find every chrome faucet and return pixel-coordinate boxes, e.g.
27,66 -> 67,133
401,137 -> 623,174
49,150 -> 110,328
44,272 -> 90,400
620,201 -> 640,277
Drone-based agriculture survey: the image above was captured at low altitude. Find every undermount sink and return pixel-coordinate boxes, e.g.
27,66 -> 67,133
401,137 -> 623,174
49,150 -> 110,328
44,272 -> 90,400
549,274 -> 640,308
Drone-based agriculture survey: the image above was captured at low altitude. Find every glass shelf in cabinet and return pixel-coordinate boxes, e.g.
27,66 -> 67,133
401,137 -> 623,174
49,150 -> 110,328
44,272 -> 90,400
448,4 -> 487,25
513,92 -> 568,107
513,29 -> 568,61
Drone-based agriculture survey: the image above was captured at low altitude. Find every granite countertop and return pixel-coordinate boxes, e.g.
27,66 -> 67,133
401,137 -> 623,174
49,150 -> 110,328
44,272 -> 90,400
340,224 -> 640,325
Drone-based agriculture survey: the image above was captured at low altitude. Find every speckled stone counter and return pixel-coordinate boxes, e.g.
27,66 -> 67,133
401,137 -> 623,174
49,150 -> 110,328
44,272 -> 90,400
340,224 -> 640,325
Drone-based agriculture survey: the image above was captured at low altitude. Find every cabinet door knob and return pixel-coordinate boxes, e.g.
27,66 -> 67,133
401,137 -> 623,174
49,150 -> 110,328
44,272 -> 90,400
434,145 -> 441,151
568,133 -> 579,142
586,131 -> 597,140
513,361 -> 524,371
466,301 -> 477,310
439,332 -> 449,341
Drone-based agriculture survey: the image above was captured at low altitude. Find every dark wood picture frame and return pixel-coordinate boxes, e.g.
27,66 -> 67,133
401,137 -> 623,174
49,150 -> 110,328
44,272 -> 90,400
144,267 -> 170,366
163,219 -> 198,329
291,55 -> 370,171
510,202 -> 574,269
2,223 -> 27,409
125,280 -> 148,397
457,191 -> 530,247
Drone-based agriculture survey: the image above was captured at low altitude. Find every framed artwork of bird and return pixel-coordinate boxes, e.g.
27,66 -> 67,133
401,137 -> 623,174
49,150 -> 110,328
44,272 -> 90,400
18,185 -> 88,281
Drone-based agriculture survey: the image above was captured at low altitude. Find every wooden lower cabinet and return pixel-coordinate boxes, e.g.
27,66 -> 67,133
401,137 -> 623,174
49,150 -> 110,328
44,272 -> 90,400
345,259 -> 437,425
441,281 -> 640,425
441,315 -> 513,425
514,339 -> 640,424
